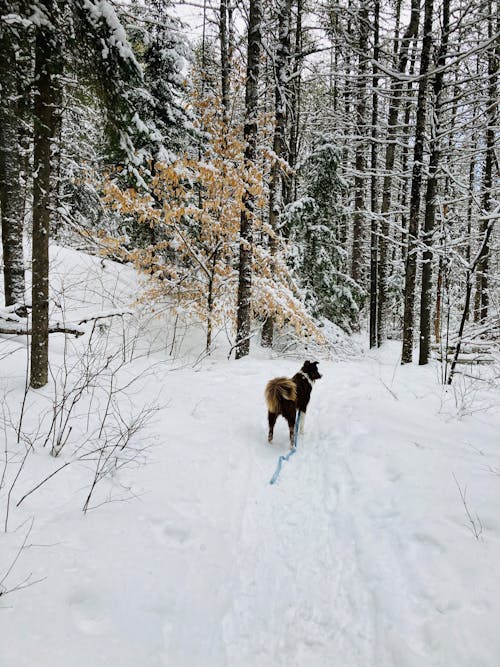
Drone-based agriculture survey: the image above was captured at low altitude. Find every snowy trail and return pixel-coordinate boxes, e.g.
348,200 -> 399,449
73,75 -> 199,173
2,345 -> 500,667
223,386 -> 377,667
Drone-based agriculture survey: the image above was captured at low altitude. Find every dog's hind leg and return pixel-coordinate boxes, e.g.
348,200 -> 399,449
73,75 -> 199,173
268,412 -> 277,443
284,406 -> 296,449
299,411 -> 305,435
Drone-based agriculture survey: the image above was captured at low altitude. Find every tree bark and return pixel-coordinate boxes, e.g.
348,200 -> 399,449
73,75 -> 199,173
350,2 -> 369,290
401,0 -> 434,365
398,41 -> 418,264
418,0 -> 449,365
369,0 -> 380,348
235,0 -> 262,359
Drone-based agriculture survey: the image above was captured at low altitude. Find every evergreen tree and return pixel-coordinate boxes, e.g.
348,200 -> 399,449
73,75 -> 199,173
57,0 -> 192,248
127,0 -> 192,165
28,0 -> 145,387
285,136 -> 362,331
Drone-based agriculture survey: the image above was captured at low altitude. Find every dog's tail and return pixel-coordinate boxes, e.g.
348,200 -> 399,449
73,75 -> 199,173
265,378 -> 297,413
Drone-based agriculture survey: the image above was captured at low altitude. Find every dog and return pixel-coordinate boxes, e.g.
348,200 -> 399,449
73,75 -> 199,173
265,360 -> 322,449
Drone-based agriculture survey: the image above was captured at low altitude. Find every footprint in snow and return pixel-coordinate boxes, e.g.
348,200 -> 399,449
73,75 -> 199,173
413,532 -> 445,554
68,590 -> 110,636
149,517 -> 192,547
386,467 -> 402,483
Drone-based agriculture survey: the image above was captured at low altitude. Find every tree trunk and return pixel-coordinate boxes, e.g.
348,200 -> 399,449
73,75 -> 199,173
418,0 -> 449,365
262,0 -> 291,348
401,0 -> 434,365
219,0 -> 230,122
350,2 -> 369,290
377,0 -> 419,345
206,248 -> 219,352
339,8 -> 352,247
474,0 -> 498,323
398,40 -> 418,264
369,0 -> 380,348
0,5 -> 26,312
447,218 -> 496,385
30,0 -> 59,388
235,0 -> 262,359
284,0 -> 302,207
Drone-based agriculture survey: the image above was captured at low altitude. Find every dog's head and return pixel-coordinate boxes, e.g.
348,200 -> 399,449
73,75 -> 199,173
302,360 -> 322,381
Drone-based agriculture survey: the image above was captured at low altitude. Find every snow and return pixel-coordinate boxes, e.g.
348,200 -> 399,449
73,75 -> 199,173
1,246 -> 500,667
83,0 -> 139,66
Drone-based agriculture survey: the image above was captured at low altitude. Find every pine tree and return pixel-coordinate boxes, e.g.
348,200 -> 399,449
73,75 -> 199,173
127,0 -> 192,165
29,0 -> 145,387
285,135 -> 362,330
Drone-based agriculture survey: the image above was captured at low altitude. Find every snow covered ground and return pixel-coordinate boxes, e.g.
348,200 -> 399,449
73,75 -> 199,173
1,247 -> 500,667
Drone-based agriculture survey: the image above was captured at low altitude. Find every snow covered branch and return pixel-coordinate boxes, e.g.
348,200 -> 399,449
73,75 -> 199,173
0,309 -> 132,338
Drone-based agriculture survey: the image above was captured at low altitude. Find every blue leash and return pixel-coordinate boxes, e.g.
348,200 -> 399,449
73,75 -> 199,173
269,412 -> 301,485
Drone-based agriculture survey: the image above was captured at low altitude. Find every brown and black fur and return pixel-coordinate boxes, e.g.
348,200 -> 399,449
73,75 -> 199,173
265,361 -> 322,448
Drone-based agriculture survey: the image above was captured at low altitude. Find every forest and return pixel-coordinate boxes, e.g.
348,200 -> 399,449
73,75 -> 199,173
0,1 -> 499,666
0,0 -> 497,377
